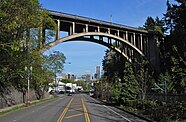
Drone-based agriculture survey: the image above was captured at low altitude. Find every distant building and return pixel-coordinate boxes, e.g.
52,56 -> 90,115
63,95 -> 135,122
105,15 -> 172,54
71,74 -> 75,80
61,73 -> 76,80
67,74 -> 71,79
94,73 -> 98,79
96,66 -> 100,79
81,73 -> 91,81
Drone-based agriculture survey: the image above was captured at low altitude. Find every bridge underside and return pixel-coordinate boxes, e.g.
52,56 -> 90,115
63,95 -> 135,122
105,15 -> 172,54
42,32 -> 145,63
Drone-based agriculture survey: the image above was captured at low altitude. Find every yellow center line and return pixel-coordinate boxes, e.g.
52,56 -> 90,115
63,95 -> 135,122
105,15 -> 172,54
64,113 -> 83,119
81,98 -> 91,122
57,98 -> 74,122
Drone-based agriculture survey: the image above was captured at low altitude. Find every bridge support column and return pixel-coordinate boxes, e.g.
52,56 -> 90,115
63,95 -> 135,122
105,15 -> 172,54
56,20 -> 60,40
69,26 -> 72,35
148,35 -> 161,73
108,38 -> 111,44
98,26 -> 100,32
124,45 -> 127,55
130,34 -> 134,58
117,30 -> 120,37
123,33 -> 125,40
131,34 -> 133,44
86,24 -> 88,32
126,31 -> 128,41
144,36 -> 147,56
116,40 -> 118,47
133,33 -> 136,46
140,34 -> 143,52
72,22 -> 75,34
108,28 -> 110,34
146,36 -> 149,57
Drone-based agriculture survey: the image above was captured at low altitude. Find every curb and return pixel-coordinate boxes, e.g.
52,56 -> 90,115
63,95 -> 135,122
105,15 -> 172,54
0,103 -> 25,113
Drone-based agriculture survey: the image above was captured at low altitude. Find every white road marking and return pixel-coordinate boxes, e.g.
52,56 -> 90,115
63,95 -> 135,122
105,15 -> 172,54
89,96 -> 131,122
103,105 -> 131,122
84,97 -> 132,122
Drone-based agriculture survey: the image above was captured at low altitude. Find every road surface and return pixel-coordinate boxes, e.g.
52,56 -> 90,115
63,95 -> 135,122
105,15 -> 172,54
0,94 -> 147,122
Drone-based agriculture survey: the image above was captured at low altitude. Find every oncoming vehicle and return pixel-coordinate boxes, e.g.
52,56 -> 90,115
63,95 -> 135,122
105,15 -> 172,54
67,92 -> 72,96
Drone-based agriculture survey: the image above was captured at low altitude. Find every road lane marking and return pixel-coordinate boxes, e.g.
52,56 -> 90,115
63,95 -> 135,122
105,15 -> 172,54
57,98 -> 74,122
89,96 -> 131,122
70,104 -> 82,107
103,105 -> 131,122
68,108 -> 83,112
64,113 -> 83,119
81,98 -> 90,122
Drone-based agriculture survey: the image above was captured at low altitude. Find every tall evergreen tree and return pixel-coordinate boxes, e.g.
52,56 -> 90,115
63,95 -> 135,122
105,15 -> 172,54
143,16 -> 156,31
164,0 -> 186,94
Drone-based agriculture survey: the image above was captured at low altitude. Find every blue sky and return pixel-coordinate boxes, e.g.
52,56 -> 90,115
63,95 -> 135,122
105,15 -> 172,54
39,0 -> 170,77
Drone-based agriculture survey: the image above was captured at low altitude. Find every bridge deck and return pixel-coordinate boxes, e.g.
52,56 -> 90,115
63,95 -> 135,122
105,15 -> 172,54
48,10 -> 148,34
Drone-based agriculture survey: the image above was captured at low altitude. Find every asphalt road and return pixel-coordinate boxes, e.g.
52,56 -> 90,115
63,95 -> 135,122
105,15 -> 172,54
0,94 -> 147,122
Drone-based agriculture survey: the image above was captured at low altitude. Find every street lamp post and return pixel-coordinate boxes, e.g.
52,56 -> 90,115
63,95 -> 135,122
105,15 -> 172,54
25,66 -> 32,105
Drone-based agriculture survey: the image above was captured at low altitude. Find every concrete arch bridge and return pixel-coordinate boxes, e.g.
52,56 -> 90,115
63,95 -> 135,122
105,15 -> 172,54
41,10 -> 163,73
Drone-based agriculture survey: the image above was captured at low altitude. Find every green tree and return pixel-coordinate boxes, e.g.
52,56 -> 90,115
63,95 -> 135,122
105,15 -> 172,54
164,0 -> 186,94
122,62 -> 139,102
155,16 -> 165,35
143,16 -> 156,31
0,0 -> 44,97
102,49 -> 125,83
144,16 -> 165,35
156,72 -> 173,94
102,49 -> 141,104
136,59 -> 150,101
76,80 -> 91,91
44,51 -> 66,77
61,79 -> 73,84
0,0 -> 57,101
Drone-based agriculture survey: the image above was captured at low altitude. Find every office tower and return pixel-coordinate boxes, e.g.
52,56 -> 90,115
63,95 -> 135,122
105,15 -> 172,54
96,66 -> 100,79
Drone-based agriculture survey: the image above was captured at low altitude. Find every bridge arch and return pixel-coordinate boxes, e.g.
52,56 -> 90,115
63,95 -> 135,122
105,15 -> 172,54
42,32 -> 145,62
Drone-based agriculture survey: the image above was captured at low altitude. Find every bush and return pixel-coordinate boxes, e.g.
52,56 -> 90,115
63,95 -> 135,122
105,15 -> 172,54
121,99 -> 186,122
144,101 -> 186,122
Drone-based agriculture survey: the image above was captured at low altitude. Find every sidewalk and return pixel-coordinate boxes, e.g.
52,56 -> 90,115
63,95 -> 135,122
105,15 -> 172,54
0,100 -> 39,113
0,95 -> 57,113
0,103 -> 25,113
